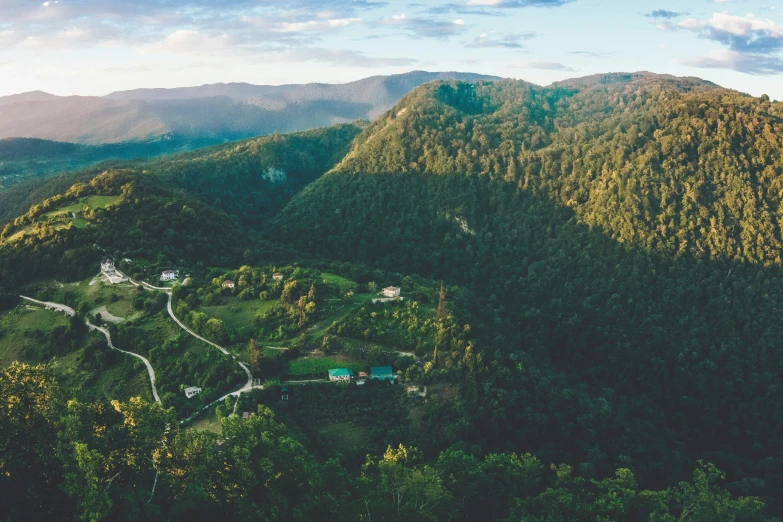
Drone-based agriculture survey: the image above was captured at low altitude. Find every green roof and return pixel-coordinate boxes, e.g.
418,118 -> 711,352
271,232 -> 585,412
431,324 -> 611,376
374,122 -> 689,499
328,368 -> 354,378
370,366 -> 394,380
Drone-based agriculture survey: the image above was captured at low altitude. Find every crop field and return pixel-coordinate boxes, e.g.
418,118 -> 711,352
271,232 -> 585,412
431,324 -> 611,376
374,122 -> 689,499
287,356 -> 365,377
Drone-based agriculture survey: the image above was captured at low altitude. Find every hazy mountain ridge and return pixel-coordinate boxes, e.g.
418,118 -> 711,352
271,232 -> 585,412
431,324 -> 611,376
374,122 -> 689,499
0,71 -> 499,145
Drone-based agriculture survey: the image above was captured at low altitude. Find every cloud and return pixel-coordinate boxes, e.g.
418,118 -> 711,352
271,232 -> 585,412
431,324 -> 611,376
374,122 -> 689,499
428,0 -> 573,15
465,31 -> 536,48
276,18 -> 363,33
512,59 -> 574,71
646,9 -> 686,19
464,0 -> 572,6
149,30 -> 233,55
675,12 -> 783,75
679,13 -> 783,53
379,13 -> 467,38
677,49 -> 783,74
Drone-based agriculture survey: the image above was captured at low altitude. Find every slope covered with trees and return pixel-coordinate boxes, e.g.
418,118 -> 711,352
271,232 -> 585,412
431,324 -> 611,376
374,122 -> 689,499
0,124 -> 361,226
272,73 -> 783,511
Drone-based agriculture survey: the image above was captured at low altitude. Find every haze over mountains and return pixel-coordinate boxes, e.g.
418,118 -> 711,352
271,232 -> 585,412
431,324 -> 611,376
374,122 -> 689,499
0,71 -> 498,146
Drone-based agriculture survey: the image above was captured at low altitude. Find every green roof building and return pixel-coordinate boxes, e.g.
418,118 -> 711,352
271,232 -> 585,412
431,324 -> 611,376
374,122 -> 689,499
370,366 -> 395,382
328,368 -> 354,382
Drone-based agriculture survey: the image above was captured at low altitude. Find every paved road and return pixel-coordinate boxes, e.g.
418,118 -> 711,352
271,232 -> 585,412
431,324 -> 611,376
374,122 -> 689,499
20,296 -> 161,403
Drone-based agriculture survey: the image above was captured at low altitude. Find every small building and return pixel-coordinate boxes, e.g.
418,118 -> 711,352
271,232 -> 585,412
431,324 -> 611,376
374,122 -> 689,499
184,386 -> 201,399
101,259 -> 114,272
328,368 -> 354,382
382,286 -> 401,298
161,270 -> 180,282
273,272 -> 284,281
123,258 -> 132,264
242,412 -> 250,419
370,366 -> 395,382
281,386 -> 289,401
222,280 -> 236,289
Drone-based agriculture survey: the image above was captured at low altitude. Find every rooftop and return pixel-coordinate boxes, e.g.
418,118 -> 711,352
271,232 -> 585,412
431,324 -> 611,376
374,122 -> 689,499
328,368 -> 354,378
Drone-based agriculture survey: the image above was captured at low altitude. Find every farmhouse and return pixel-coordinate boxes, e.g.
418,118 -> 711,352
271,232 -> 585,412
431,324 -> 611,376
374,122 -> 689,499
370,366 -> 395,382
382,286 -> 401,298
222,280 -> 236,289
184,386 -> 202,398
101,258 -> 127,284
273,272 -> 284,281
161,270 -> 180,282
328,368 -> 353,382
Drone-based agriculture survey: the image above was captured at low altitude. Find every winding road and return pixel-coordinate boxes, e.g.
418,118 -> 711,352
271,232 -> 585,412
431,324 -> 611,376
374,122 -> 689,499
131,277 -> 261,417
24,273 -> 262,426
20,295 -> 161,403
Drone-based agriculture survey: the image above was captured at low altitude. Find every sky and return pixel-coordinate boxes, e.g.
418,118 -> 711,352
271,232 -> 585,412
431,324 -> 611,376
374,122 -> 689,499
1,0 -> 783,98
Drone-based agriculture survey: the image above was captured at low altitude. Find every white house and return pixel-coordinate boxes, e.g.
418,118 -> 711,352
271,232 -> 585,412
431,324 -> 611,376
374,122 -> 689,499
222,280 -> 236,289
161,270 -> 180,282
101,259 -> 114,272
273,272 -> 284,281
382,286 -> 401,298
184,386 -> 202,399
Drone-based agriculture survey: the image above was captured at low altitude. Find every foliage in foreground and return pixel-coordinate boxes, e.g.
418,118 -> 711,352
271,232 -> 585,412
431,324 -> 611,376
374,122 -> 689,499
0,363 -> 773,521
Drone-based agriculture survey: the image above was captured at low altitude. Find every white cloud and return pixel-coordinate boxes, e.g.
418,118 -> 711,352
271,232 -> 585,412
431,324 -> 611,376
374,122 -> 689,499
149,30 -> 233,55
277,17 -> 362,32
677,49 -> 783,74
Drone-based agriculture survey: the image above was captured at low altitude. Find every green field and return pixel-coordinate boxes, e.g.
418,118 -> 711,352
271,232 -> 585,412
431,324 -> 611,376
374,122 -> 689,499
6,195 -> 123,242
319,422 -> 370,454
0,305 -> 152,402
287,356 -> 365,377
200,297 -> 277,335
320,273 -> 360,294
0,306 -> 70,366
46,195 -> 121,217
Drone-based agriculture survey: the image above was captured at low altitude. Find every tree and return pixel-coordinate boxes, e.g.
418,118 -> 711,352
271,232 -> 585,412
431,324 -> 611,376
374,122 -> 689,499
248,339 -> 261,375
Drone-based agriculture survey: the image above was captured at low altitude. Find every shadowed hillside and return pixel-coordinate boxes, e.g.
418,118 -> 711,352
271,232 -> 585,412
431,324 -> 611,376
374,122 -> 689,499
271,73 -> 783,509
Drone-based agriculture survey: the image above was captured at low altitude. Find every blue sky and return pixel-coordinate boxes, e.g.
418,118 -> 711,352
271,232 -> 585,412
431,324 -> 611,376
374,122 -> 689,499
2,0 -> 783,98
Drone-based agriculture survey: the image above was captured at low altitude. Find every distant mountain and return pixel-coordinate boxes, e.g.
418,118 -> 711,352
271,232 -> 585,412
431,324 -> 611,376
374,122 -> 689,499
0,71 -> 499,145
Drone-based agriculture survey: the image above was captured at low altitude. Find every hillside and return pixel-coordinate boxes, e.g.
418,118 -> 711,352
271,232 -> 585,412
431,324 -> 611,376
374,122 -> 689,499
1,71 -> 781,520
0,137 -> 204,191
272,73 -> 783,509
0,124 -> 361,225
0,71 -> 498,145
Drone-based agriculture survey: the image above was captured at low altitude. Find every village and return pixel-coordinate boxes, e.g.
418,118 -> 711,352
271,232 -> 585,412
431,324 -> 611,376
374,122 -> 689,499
90,257 -> 422,420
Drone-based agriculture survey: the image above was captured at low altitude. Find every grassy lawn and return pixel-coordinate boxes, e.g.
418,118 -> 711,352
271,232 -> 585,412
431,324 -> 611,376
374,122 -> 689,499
200,297 -> 277,335
188,408 -> 223,434
0,306 -> 70,366
287,356 -> 365,377
49,195 -> 122,216
320,273 -> 360,294
319,422 -> 370,454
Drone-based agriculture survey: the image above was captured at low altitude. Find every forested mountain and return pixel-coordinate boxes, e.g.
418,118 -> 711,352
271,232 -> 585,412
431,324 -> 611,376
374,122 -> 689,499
0,124 -> 361,225
3,71 -> 783,520
272,73 -> 783,511
0,71 -> 498,145
0,137 -> 204,191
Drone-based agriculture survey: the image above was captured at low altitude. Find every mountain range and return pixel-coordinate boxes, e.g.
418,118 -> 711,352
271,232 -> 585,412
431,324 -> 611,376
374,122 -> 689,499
0,71 -> 498,145
3,71 -> 783,519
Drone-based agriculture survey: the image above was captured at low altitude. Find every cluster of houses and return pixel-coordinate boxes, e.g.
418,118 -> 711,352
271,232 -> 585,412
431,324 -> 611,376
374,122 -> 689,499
328,366 -> 396,385
100,258 -> 185,285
